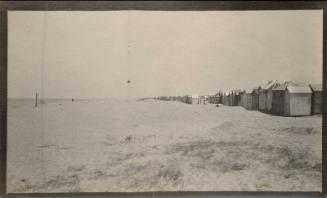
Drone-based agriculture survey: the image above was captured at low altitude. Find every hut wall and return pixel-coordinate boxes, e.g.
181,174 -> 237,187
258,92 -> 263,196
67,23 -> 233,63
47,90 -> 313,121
209,96 -> 217,104
217,96 -> 221,104
271,91 -> 284,115
199,97 -> 206,104
217,96 -> 222,104
242,94 -> 246,107
182,96 -> 187,103
230,93 -> 239,106
185,97 -> 190,104
224,96 -> 229,106
246,94 -> 252,110
259,92 -> 266,110
192,98 -> 199,104
245,95 -> 249,109
243,94 -> 248,108
242,94 -> 246,108
234,95 -> 241,106
266,90 -> 273,112
244,94 -> 248,109
251,93 -> 259,110
312,91 -> 322,114
284,91 -> 291,116
288,93 -> 311,116
243,95 -> 247,108
229,94 -> 233,106
240,94 -> 244,107
186,96 -> 196,104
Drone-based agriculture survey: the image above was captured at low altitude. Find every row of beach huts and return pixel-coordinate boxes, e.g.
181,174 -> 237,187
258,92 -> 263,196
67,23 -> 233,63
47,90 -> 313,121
155,81 -> 322,116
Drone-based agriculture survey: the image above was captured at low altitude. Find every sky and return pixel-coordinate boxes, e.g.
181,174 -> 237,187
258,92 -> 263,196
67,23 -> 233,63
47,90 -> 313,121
8,10 -> 323,99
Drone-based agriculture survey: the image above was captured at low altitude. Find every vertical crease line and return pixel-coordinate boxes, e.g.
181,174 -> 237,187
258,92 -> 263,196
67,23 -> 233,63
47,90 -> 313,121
127,10 -> 131,100
40,11 -> 47,185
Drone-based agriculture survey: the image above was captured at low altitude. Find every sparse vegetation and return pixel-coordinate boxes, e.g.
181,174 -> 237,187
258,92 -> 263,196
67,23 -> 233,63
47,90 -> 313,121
7,99 -> 322,192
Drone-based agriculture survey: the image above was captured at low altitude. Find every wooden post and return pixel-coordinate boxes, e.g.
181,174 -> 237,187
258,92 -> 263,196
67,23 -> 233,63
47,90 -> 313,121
35,92 -> 38,108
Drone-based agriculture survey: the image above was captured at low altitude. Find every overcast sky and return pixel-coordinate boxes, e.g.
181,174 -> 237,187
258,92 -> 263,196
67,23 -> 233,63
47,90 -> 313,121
8,10 -> 322,99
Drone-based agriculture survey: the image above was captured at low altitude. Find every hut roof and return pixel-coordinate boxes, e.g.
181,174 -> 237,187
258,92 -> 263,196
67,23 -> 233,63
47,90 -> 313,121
245,89 -> 253,94
261,81 -> 273,90
191,94 -> 199,98
287,86 -> 312,93
272,81 -> 297,91
309,84 -> 322,92
252,87 -> 260,94
262,80 -> 280,90
223,91 -> 230,95
233,90 -> 242,95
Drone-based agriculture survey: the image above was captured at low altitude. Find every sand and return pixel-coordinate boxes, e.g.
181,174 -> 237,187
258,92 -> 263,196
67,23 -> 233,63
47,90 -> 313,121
7,99 -> 322,193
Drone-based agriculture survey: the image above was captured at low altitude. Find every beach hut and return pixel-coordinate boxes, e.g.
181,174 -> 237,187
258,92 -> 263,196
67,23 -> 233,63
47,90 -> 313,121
229,91 -> 234,106
241,90 -> 248,108
235,90 -> 242,106
243,89 -> 253,110
259,81 -> 272,111
251,87 -> 260,110
222,92 -> 226,105
228,92 -> 232,106
208,94 -> 214,104
229,91 -> 235,106
180,95 -> 187,103
205,95 -> 209,104
214,94 -> 220,104
229,91 -> 233,106
265,81 -> 280,112
309,84 -> 322,114
271,83 -> 289,115
259,87 -> 266,111
209,93 -> 220,104
218,93 -> 223,104
186,94 -> 199,104
176,95 -> 183,102
198,95 -> 206,104
239,90 -> 245,107
224,92 -> 230,106
215,92 -> 223,104
271,81 -> 311,116
240,90 -> 246,108
230,90 -> 241,106
284,85 -> 312,116
243,88 -> 259,110
226,91 -> 230,106
185,95 -> 191,104
259,81 -> 280,111
219,92 -> 224,104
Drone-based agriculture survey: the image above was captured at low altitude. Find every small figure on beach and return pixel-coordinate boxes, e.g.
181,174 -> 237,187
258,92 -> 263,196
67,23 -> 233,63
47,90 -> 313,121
72,98 -> 74,102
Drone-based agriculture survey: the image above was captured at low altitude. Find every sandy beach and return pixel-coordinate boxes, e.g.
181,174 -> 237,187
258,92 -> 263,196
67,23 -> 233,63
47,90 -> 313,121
7,99 -> 322,193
